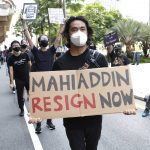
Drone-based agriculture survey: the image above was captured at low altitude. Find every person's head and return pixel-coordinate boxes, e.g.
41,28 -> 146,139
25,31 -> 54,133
20,39 -> 28,49
38,35 -> 49,48
11,40 -> 21,55
62,16 -> 93,48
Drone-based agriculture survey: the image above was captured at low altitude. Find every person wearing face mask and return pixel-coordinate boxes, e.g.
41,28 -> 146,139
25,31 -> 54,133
8,40 -> 31,116
20,39 -> 35,101
21,39 -> 35,72
51,16 -> 136,150
21,18 -> 64,133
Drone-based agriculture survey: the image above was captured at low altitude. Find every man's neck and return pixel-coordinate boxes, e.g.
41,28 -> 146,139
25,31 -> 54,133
40,47 -> 48,51
70,45 -> 88,56
22,48 -> 28,53
14,51 -> 21,57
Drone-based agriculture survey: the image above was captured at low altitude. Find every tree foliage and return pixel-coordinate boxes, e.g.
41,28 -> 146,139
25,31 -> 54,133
14,0 -> 84,42
75,3 -> 122,44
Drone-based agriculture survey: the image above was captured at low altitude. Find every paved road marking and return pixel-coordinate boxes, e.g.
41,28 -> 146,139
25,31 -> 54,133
24,105 -> 43,150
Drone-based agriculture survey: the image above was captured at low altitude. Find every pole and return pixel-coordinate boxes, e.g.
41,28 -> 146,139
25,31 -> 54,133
63,0 -> 66,18
149,0 -> 150,25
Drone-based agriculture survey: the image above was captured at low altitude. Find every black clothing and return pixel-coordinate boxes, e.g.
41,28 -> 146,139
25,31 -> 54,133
52,49 -> 108,129
8,53 -> 30,111
53,48 -> 108,150
15,78 -> 29,110
65,125 -> 102,150
31,45 -> 56,71
25,50 -> 34,63
31,45 -> 56,130
24,50 -> 36,71
108,50 -> 130,67
8,53 -> 30,81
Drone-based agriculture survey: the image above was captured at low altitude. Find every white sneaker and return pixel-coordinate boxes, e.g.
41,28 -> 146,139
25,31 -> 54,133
12,90 -> 15,94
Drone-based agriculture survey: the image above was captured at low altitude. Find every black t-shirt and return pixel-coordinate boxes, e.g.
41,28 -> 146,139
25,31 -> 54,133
8,53 -> 30,81
31,45 -> 56,71
52,48 -> 108,129
25,50 -> 34,63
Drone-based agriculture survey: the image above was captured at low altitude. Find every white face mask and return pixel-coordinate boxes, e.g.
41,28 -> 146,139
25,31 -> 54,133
70,30 -> 87,47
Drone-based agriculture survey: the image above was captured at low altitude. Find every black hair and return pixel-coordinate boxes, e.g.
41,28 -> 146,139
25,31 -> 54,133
8,47 -> 12,52
20,39 -> 26,44
62,16 -> 93,47
11,40 -> 20,47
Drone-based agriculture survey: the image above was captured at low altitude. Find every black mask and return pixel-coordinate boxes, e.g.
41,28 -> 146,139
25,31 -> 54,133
40,40 -> 48,47
13,47 -> 20,52
21,44 -> 27,49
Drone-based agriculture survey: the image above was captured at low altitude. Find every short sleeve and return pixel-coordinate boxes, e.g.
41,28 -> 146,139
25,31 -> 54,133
31,46 -> 38,56
7,56 -> 13,66
49,45 -> 57,55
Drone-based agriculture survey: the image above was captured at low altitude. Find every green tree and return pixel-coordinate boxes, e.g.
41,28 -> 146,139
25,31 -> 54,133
111,19 -> 142,56
75,3 -> 122,44
14,0 -> 84,44
137,23 -> 150,56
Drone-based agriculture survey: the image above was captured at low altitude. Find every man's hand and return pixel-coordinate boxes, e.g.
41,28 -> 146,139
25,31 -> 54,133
28,113 -> 43,124
123,108 -> 136,115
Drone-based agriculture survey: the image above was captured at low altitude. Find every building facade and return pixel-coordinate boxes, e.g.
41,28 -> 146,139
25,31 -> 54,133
0,0 -> 15,44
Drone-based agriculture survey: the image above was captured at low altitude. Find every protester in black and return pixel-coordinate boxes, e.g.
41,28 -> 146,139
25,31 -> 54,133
106,44 -> 130,67
52,16 -> 136,150
21,39 -> 35,72
52,16 -> 107,150
21,18 -> 64,133
20,39 -> 35,100
8,40 -> 31,116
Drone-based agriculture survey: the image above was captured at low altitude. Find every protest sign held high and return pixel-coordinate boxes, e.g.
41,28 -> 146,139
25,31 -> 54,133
29,66 -> 135,119
48,8 -> 64,24
22,3 -> 38,20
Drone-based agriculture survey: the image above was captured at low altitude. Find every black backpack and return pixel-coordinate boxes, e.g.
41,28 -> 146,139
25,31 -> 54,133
86,49 -> 103,68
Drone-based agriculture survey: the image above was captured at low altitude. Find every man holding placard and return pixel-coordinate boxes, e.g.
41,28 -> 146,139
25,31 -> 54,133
28,16 -> 136,149
52,16 -> 136,150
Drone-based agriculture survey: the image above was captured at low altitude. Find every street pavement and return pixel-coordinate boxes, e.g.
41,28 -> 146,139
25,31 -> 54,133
0,63 -> 150,150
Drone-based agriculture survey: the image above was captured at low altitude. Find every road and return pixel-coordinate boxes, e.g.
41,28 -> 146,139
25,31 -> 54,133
0,63 -> 150,150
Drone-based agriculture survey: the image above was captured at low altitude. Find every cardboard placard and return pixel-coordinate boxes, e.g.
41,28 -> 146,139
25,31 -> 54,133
48,8 -> 64,24
22,3 -> 38,20
104,32 -> 119,47
29,66 -> 135,119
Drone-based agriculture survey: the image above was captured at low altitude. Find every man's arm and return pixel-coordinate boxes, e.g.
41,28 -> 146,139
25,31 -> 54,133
53,24 -> 65,49
28,61 -> 32,71
21,18 -> 34,49
9,66 -> 14,87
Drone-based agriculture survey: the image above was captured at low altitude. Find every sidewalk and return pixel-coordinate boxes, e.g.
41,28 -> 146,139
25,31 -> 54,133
129,63 -> 150,100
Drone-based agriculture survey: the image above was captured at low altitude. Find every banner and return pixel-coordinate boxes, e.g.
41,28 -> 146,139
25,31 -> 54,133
22,3 -> 38,20
29,66 -> 135,119
48,8 -> 64,24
